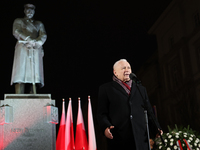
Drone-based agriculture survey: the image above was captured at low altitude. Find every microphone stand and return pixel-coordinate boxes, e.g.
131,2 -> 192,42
143,109 -> 151,150
134,79 -> 165,149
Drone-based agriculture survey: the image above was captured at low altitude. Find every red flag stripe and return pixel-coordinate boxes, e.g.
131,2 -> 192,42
56,99 -> 66,150
75,98 -> 88,150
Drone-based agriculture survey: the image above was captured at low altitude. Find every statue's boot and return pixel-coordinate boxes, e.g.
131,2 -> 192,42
15,83 -> 25,94
29,84 -> 37,94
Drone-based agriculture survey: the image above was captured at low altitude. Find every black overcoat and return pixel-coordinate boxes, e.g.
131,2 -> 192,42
97,80 -> 161,150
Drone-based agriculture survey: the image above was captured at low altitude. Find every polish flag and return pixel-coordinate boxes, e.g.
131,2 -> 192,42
65,98 -> 75,150
56,99 -> 66,150
75,98 -> 88,150
88,96 -> 97,150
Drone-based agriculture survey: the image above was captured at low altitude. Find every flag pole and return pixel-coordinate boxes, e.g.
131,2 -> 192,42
62,99 -> 65,113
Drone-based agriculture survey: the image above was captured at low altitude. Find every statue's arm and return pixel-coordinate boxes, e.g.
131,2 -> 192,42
35,22 -> 47,46
13,18 -> 30,41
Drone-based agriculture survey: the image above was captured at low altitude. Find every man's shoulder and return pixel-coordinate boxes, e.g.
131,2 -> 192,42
99,81 -> 117,89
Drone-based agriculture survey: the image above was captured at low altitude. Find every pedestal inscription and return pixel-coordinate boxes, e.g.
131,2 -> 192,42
0,94 -> 57,150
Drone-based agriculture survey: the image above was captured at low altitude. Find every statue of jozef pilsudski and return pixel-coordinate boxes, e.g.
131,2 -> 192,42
11,4 -> 47,94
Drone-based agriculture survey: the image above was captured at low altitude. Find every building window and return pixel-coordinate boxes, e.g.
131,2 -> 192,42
194,12 -> 200,27
169,58 -> 182,89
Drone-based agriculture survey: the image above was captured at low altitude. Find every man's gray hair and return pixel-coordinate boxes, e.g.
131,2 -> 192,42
113,59 -> 128,70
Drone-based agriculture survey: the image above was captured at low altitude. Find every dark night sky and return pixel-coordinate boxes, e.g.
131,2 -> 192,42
0,0 -> 172,128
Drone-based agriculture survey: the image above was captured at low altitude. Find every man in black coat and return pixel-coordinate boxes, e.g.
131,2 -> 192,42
97,59 -> 162,150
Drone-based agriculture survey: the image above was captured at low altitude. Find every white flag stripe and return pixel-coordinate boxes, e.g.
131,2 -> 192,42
77,99 -> 86,130
88,96 -> 97,150
65,98 -> 73,150
60,99 -> 65,125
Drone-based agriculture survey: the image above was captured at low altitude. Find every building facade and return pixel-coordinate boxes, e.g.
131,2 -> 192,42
137,0 -> 200,131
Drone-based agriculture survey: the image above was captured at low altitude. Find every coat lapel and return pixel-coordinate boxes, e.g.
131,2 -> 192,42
112,80 -> 137,98
112,81 -> 129,97
129,82 -> 137,100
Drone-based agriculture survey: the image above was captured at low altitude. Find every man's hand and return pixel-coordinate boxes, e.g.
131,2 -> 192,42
104,126 -> 114,139
27,37 -> 36,46
156,128 -> 163,138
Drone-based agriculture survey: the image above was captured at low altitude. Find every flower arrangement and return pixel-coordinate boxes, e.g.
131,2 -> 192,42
155,125 -> 200,150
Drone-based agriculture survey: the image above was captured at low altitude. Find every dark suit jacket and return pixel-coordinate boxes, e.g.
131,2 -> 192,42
97,80 -> 161,150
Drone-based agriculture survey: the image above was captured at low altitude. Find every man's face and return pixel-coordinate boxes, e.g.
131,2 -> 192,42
114,61 -> 132,82
24,8 -> 35,19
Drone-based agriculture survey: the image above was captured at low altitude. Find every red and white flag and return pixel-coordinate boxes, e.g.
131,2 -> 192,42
56,99 -> 66,150
88,96 -> 97,150
65,98 -> 75,150
75,98 -> 88,150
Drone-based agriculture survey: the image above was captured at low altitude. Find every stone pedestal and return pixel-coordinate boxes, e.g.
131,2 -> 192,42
0,94 -> 58,150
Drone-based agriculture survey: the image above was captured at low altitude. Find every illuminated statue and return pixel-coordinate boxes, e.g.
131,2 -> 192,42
11,4 -> 47,94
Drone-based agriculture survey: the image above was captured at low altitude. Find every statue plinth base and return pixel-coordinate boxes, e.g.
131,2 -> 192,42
0,94 -> 57,150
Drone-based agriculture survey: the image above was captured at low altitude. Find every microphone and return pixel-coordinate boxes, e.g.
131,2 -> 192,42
129,73 -> 141,83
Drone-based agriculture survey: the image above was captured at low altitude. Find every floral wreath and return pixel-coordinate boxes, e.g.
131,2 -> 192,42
155,125 -> 200,150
